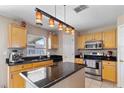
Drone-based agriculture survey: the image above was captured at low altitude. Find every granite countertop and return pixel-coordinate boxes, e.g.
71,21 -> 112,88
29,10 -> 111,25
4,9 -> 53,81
83,55 -> 117,62
20,62 -> 85,88
7,58 -> 51,66
75,55 -> 117,61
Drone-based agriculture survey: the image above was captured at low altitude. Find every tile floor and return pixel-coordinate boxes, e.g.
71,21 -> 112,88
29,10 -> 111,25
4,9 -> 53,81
85,77 -> 117,88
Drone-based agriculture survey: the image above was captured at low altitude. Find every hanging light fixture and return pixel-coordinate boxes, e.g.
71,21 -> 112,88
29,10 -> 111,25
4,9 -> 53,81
35,10 -> 42,24
64,5 -> 71,34
58,22 -> 63,30
65,27 -> 70,33
35,8 -> 75,32
49,18 -> 54,27
49,6 -> 57,27
71,29 -> 75,35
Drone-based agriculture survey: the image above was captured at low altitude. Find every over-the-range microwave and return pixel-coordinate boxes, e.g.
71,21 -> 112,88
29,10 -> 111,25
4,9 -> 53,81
85,40 -> 103,49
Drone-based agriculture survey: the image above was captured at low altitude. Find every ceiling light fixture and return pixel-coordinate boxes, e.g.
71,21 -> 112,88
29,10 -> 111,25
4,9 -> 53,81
71,29 -> 75,35
35,7 -> 75,32
35,10 -> 42,24
49,18 -> 54,27
58,22 -> 63,30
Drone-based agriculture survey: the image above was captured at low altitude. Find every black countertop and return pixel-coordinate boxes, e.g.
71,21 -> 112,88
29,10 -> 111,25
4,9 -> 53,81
20,62 -> 85,88
75,55 -> 117,61
83,55 -> 117,61
7,58 -> 51,66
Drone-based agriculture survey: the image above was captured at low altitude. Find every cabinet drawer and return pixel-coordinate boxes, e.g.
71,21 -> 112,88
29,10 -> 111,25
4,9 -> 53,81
9,63 -> 33,72
33,60 -> 53,68
22,63 -> 33,69
75,58 -> 84,64
9,65 -> 23,72
102,61 -> 116,66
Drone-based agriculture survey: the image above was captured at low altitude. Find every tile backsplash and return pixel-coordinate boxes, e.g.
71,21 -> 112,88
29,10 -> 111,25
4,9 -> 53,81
77,49 -> 117,56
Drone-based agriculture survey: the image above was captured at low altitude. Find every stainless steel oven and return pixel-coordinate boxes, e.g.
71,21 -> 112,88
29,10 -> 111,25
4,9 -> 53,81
84,51 -> 103,81
85,59 -> 102,80
85,40 -> 103,49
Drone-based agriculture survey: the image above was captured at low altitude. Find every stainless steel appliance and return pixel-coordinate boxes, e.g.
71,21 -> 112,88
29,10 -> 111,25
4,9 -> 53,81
84,52 -> 103,80
9,50 -> 23,63
85,40 -> 103,49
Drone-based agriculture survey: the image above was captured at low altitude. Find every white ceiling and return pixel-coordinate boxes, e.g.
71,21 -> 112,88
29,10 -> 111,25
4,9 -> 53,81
0,5 -> 124,31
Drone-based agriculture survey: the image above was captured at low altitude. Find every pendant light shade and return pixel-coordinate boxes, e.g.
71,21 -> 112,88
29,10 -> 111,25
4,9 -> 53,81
71,29 -> 75,35
49,18 -> 54,27
65,27 -> 70,33
58,22 -> 63,30
35,10 -> 42,24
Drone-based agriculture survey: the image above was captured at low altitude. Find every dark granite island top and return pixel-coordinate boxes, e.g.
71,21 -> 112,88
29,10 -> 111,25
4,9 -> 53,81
20,62 -> 85,88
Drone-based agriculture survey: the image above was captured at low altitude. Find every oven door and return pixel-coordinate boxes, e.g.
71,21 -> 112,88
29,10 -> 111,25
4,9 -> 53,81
85,59 -> 102,76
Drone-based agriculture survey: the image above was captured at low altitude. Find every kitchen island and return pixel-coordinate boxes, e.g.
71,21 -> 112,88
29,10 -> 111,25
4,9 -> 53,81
20,62 -> 85,88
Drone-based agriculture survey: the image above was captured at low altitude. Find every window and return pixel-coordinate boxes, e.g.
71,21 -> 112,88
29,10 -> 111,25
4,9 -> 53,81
27,36 -> 46,56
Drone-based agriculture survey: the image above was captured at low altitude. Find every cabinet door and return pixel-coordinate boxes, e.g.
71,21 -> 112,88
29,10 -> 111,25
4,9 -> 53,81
10,72 -> 25,88
93,32 -> 103,41
49,34 -> 58,49
19,28 -> 27,48
102,61 -> 117,82
54,34 -> 59,48
85,33 -> 93,42
77,35 -> 85,49
8,24 -> 27,48
103,30 -> 116,48
75,58 -> 84,64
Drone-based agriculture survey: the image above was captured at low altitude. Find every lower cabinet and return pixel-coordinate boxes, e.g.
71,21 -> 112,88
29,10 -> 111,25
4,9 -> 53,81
8,60 -> 53,88
10,71 -> 25,88
75,58 -> 84,64
102,61 -> 117,83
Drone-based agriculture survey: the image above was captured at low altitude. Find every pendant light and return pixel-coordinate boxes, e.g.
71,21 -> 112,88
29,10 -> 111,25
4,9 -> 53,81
64,5 -> 68,33
65,27 -> 70,33
49,6 -> 57,27
71,29 -> 75,35
64,5 -> 70,34
35,10 -> 42,24
49,18 -> 54,27
58,22 -> 63,30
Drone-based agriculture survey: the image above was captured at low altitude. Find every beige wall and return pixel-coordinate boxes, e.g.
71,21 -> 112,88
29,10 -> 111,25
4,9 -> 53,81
0,16 -> 18,87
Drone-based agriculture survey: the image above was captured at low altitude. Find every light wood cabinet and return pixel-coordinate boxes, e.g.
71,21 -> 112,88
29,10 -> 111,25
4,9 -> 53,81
33,60 -> 53,68
10,71 -> 25,88
48,33 -> 59,49
77,35 -> 86,49
103,30 -> 116,48
92,32 -> 103,41
75,58 -> 84,64
77,29 -> 116,49
85,33 -> 93,41
102,61 -> 117,83
8,60 -> 53,88
8,24 -> 27,48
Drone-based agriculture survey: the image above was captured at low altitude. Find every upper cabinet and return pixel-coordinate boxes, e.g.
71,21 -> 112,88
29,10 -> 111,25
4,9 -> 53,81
48,33 -> 59,49
103,29 -> 116,48
85,33 -> 93,41
77,35 -> 85,49
92,32 -> 103,41
77,29 -> 116,49
8,24 -> 27,48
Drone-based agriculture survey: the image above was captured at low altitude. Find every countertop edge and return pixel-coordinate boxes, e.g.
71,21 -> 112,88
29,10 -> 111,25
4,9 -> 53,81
20,63 -> 85,88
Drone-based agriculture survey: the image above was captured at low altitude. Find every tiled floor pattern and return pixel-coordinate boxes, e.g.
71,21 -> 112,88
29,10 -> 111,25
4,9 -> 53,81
85,77 -> 117,88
